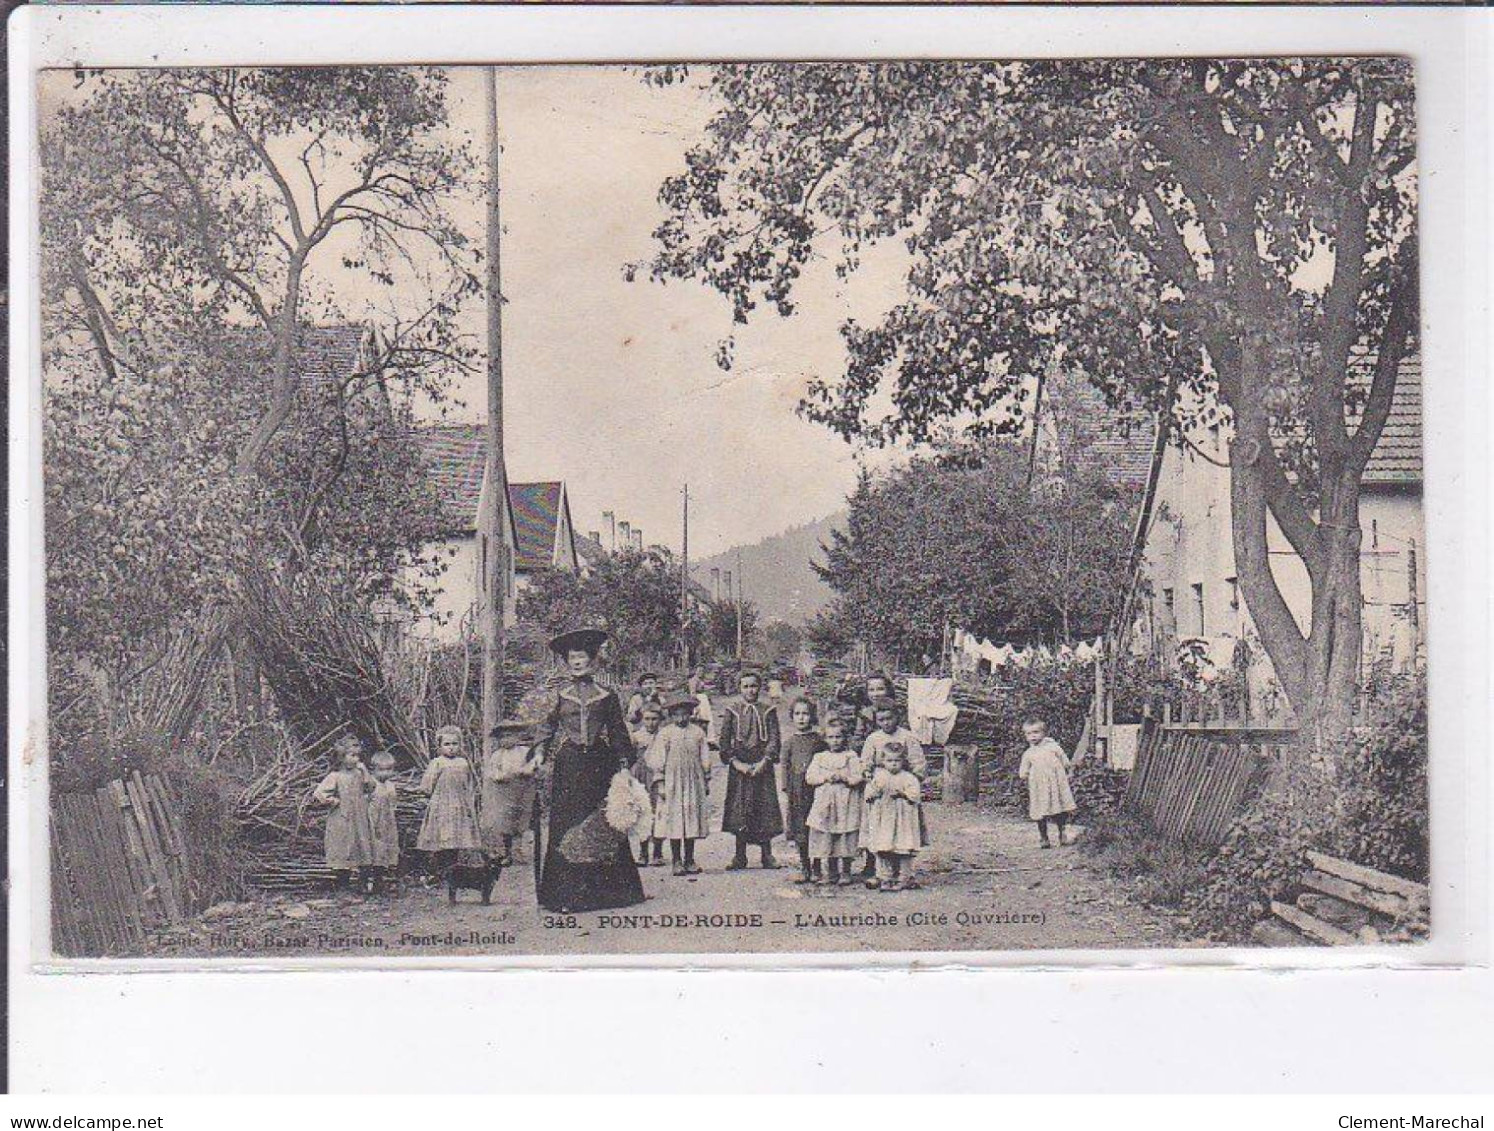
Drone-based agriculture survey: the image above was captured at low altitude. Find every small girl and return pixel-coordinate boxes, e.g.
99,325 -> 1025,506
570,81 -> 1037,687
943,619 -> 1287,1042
313,734 -> 376,892
862,744 -> 923,892
782,696 -> 828,884
480,719 -> 542,865
857,701 -> 927,879
1018,717 -> 1077,848
804,718 -> 862,886
631,703 -> 667,866
366,750 -> 401,893
652,691 -> 712,876
417,724 -> 481,873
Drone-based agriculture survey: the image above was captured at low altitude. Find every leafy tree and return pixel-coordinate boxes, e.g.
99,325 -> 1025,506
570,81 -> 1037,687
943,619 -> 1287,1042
756,620 -> 805,664
813,445 -> 1135,665
41,67 -> 476,737
702,597 -> 760,662
641,60 -> 1418,755
516,548 -> 684,671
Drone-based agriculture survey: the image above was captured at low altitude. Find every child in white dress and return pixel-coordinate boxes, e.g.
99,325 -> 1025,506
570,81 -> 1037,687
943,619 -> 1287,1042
313,734 -> 375,892
653,692 -> 712,876
367,750 -> 401,893
417,724 -> 481,872
804,718 -> 862,886
862,745 -> 923,892
631,703 -> 666,866
1018,717 -> 1077,848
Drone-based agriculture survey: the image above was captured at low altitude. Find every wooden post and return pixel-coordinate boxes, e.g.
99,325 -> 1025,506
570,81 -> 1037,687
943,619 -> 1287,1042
480,67 -> 509,761
680,483 -> 690,670
942,745 -> 979,804
735,548 -> 744,661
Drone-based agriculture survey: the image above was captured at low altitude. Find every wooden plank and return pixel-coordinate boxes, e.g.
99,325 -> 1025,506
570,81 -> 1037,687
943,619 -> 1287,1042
106,779 -> 157,918
140,773 -> 190,913
92,790 -> 147,945
66,795 -> 120,954
1305,851 -> 1429,906
84,793 -> 139,952
1272,900 -> 1357,946
1177,741 -> 1218,842
50,804 -> 89,956
127,770 -> 181,920
1302,869 -> 1414,920
1251,918 -> 1309,948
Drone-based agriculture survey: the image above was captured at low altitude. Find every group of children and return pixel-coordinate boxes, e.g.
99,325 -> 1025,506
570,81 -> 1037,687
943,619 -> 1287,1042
626,669 -> 937,893
312,720 -> 542,895
314,668 -> 1080,898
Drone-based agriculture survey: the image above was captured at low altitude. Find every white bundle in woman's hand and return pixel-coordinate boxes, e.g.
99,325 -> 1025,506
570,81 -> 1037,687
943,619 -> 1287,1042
604,770 -> 654,839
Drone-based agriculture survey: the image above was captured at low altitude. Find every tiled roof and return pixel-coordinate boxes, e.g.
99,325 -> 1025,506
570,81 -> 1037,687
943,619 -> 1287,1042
230,324 -> 368,393
1041,375 -> 1158,491
575,531 -> 608,569
1351,349 -> 1421,486
412,424 -> 573,569
510,482 -> 564,572
413,423 -> 486,534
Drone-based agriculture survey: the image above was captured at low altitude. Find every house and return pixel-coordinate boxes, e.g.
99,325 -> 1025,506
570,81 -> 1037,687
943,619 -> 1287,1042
1128,350 -> 1425,709
408,423 -> 581,641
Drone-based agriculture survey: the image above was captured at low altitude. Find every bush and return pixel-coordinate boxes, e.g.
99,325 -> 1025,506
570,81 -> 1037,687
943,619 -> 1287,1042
1329,670 -> 1429,883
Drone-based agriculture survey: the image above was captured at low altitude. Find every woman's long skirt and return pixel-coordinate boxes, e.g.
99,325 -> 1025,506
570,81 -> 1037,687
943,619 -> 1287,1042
538,739 -> 645,913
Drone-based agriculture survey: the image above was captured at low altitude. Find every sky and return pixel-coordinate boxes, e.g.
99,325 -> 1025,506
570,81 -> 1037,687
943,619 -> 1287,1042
437,66 -> 907,558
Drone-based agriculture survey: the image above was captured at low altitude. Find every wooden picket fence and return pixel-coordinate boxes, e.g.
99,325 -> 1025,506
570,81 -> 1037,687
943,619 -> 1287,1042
50,771 -> 194,956
1124,723 -> 1288,845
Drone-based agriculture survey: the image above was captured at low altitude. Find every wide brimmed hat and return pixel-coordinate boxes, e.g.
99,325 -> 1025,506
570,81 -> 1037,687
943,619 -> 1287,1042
548,627 -> 609,657
662,691 -> 698,712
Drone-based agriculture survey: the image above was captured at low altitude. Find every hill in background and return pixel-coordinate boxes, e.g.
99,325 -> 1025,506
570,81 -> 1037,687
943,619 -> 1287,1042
691,512 -> 844,626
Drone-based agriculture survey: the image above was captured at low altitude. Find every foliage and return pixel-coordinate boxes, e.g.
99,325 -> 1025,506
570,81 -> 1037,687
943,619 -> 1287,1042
813,443 -> 1135,664
703,596 -> 760,662
40,66 -> 476,746
516,548 -> 686,671
804,608 -> 855,660
1329,669 -> 1428,882
756,620 -> 804,663
641,58 -> 1419,740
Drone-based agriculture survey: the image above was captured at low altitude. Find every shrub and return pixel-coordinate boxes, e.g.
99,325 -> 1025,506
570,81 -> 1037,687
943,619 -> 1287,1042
1329,670 -> 1429,883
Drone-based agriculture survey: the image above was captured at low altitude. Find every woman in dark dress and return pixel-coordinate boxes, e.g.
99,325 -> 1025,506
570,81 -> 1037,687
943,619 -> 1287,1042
534,628 -> 646,913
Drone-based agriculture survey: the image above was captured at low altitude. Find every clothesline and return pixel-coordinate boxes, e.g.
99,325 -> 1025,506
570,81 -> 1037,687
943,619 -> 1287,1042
950,629 -> 1105,671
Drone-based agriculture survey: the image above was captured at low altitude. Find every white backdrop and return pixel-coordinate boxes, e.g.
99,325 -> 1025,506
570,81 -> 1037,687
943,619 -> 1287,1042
8,3 -> 1492,1091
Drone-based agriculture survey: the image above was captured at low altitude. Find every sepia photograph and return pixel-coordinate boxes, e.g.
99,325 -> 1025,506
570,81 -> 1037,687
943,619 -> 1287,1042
34,55 -> 1428,962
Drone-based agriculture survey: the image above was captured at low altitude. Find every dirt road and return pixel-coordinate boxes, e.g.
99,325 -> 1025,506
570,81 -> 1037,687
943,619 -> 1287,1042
154,784 -> 1182,959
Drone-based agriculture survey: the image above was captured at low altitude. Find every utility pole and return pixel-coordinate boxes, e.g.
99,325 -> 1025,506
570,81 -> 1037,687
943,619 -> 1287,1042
680,484 -> 690,670
480,67 -> 509,761
735,548 -> 745,662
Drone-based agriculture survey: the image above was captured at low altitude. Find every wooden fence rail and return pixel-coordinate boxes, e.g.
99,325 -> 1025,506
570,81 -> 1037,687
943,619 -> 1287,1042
1125,724 -> 1283,845
51,771 -> 194,957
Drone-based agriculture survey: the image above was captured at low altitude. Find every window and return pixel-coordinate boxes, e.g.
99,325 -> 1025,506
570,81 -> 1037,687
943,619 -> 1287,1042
1162,587 -> 1176,635
1191,583 -> 1206,636
1227,576 -> 1240,612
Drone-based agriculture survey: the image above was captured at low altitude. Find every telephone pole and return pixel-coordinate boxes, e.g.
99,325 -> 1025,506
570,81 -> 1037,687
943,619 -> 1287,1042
680,484 -> 690,669
480,67 -> 509,760
735,548 -> 744,662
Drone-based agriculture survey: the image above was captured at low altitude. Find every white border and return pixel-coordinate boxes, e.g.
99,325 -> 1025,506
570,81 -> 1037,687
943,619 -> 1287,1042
8,3 -> 1492,1090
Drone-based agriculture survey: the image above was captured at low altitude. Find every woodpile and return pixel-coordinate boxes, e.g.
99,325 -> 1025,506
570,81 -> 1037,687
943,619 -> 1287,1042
51,772 -> 194,956
240,571 -> 425,768
1253,851 -> 1430,947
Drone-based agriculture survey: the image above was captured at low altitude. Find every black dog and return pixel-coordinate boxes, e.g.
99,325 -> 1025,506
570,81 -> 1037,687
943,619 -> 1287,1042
445,852 -> 505,905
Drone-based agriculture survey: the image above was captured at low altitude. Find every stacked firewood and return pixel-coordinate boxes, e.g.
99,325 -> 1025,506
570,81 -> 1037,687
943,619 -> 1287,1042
239,570 -> 425,768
